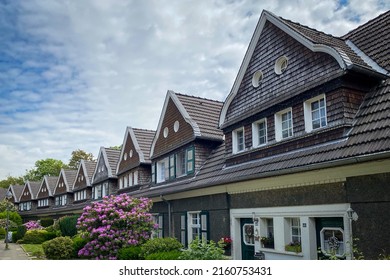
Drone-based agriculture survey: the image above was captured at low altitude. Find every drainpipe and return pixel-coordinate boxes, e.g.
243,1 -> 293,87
160,195 -> 172,237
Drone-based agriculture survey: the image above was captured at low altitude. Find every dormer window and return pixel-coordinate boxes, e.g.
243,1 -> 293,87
252,118 -> 267,147
275,108 -> 293,141
304,94 -> 327,132
232,127 -> 245,154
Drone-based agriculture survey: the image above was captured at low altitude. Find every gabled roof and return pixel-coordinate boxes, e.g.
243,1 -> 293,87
219,10 -> 388,128
22,180 -> 41,200
151,90 -> 224,158
7,184 -> 24,203
0,188 -> 7,200
131,10 -> 390,199
117,127 -> 155,170
54,169 -> 78,194
73,159 -> 97,190
37,175 -> 59,197
93,147 -> 121,181
341,10 -> 390,73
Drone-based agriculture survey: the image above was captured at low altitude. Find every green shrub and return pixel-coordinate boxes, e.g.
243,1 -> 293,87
13,225 -> 26,242
42,236 -> 74,260
72,235 -> 88,259
140,237 -> 183,258
22,230 -> 49,244
21,229 -> 57,244
0,227 -> 5,238
179,237 -> 226,260
117,246 -> 143,260
58,215 -> 79,237
145,250 -> 182,260
40,217 -> 54,227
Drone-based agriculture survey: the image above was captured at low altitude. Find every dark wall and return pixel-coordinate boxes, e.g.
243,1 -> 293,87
152,193 -> 230,242
230,182 -> 346,208
346,173 -> 390,259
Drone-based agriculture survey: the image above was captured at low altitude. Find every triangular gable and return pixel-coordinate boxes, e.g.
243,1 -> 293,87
92,147 -> 120,184
7,184 -> 23,203
219,10 -> 353,128
73,159 -> 95,190
116,127 -> 155,175
19,181 -> 37,201
37,175 -> 58,198
54,169 -> 76,195
150,90 -> 222,159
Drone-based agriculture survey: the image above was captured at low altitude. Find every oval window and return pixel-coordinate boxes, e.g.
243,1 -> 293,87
252,70 -> 263,88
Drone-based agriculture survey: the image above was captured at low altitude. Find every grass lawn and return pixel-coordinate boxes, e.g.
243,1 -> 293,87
21,244 -> 46,259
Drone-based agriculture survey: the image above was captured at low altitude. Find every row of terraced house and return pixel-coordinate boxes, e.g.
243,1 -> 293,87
2,10 -> 390,260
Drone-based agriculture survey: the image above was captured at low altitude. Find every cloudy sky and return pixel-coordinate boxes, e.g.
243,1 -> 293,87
0,0 -> 388,179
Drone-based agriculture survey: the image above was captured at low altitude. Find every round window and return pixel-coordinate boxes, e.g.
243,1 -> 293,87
252,70 -> 263,88
275,56 -> 288,75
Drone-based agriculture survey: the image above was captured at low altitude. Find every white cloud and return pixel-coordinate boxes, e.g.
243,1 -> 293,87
0,0 -> 388,179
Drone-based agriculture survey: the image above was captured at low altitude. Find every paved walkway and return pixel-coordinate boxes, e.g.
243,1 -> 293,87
0,242 -> 31,260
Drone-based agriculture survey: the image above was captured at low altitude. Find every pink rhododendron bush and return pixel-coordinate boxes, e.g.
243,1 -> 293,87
77,194 -> 156,259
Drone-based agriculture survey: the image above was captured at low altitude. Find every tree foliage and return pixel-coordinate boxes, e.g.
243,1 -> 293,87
68,149 -> 94,169
0,176 -> 24,189
24,158 -> 67,182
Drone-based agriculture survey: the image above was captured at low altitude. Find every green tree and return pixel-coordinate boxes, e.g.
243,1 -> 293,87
68,149 -> 94,169
0,176 -> 24,189
24,158 -> 67,182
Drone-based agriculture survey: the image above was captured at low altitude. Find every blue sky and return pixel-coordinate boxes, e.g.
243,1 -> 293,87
0,0 -> 388,180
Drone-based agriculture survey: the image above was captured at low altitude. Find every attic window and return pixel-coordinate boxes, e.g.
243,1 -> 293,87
252,70 -> 263,88
174,120 -> 180,132
129,149 -> 133,158
163,127 -> 169,138
275,56 -> 288,75
124,153 -> 127,161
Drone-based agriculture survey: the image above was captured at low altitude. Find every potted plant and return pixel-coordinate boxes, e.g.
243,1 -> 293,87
220,237 -> 232,255
285,241 -> 301,253
261,237 -> 274,249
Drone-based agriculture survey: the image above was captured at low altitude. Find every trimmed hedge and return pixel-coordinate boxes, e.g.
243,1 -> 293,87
21,229 -> 57,244
42,236 -> 74,260
145,250 -> 182,260
140,237 -> 183,258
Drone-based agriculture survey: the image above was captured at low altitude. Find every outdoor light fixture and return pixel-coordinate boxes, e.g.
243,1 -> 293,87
346,207 -> 358,260
5,190 -> 12,250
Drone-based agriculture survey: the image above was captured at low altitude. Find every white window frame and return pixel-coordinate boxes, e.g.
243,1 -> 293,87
232,127 -> 245,154
304,94 -> 327,132
275,108 -> 293,141
290,218 -> 301,244
129,172 -> 133,187
119,177 -> 123,189
188,211 -> 201,244
133,171 -> 138,185
252,118 -> 267,147
157,157 -> 169,183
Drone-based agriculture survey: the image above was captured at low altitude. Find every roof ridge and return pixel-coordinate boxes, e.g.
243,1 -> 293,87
279,16 -> 342,41
174,91 -> 224,104
341,10 -> 390,39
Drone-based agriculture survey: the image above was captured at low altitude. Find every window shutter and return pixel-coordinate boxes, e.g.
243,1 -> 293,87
151,162 -> 156,183
158,214 -> 164,238
186,146 -> 195,174
169,154 -> 176,179
200,211 -> 209,241
180,212 -> 188,246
